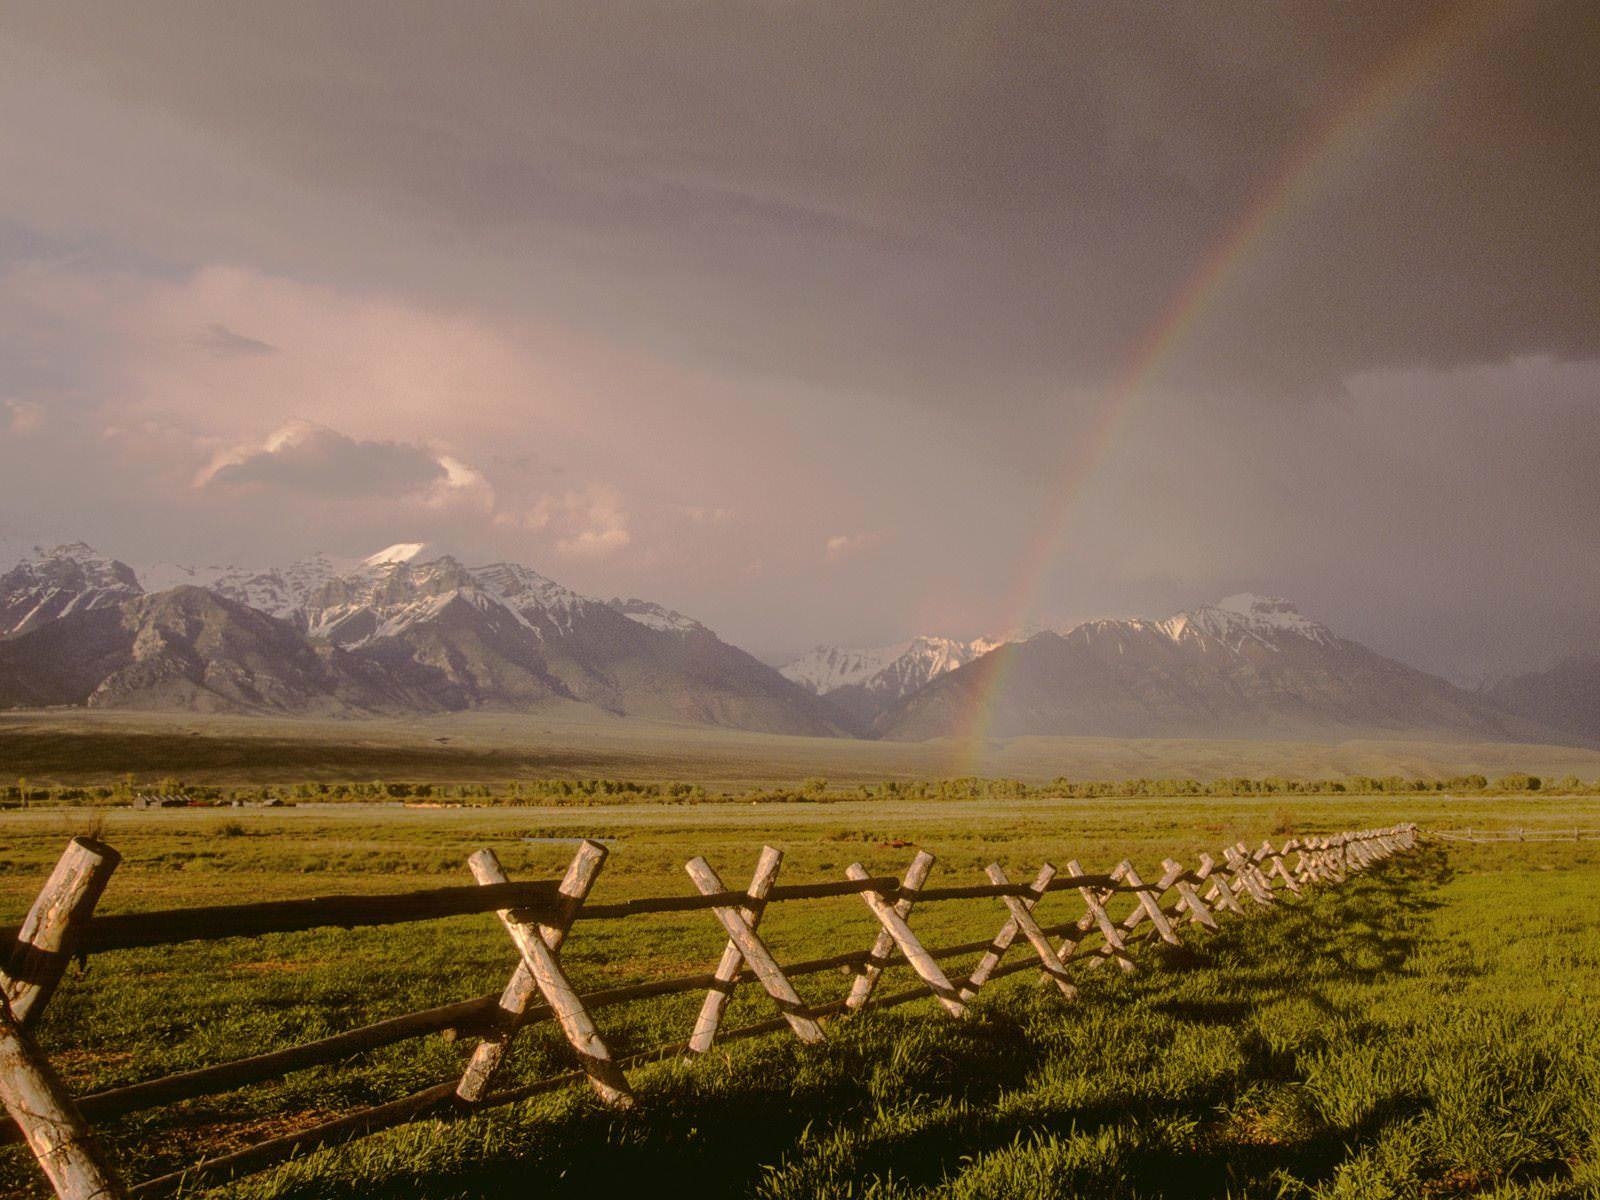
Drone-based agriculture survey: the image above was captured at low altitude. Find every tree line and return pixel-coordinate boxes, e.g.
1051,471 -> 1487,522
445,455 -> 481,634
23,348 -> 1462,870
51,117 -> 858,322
3,771 -> 1594,808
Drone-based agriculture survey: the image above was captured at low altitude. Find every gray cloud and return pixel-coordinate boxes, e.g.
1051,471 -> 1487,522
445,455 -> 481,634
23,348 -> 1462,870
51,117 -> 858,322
4,2 -> 1596,404
203,424 -> 447,499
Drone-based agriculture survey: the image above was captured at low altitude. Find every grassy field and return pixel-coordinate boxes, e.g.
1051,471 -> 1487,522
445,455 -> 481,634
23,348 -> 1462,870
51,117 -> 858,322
3,791 -> 1599,1198
7,709 -> 1600,788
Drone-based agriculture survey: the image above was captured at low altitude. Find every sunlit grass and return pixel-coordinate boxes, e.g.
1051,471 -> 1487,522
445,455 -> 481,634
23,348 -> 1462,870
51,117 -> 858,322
1,797 -> 1597,1197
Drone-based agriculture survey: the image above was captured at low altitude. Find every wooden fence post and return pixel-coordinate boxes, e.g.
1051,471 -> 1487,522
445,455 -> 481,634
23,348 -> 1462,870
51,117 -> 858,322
457,843 -> 632,1108
1117,861 -> 1182,946
0,1005 -> 127,1200
962,863 -> 1056,1000
686,858 -> 824,1043
1201,853 -> 1246,915
1234,842 -> 1277,902
845,863 -> 968,1016
1165,858 -> 1218,931
1258,841 -> 1302,895
1062,859 -> 1136,973
984,864 -> 1076,998
4,839 -> 121,1029
690,846 -> 783,1052
0,837 -> 128,1200
1225,846 -> 1274,906
846,851 -> 934,1011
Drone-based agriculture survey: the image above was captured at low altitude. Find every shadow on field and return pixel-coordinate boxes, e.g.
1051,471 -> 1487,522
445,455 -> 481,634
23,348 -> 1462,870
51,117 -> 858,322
233,847 -> 1478,1200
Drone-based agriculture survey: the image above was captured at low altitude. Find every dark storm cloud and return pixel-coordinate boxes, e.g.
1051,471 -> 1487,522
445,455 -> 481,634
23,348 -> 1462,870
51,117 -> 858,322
204,425 -> 447,499
5,1 -> 1598,403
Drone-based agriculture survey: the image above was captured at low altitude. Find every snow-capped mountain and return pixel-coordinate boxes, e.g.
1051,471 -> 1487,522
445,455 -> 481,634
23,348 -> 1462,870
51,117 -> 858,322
877,595 -> 1545,742
1160,593 -> 1336,650
782,635 -> 998,695
1,543 -> 144,637
0,539 -> 841,734
0,546 -> 1576,745
142,553 -> 347,622
782,635 -> 1006,731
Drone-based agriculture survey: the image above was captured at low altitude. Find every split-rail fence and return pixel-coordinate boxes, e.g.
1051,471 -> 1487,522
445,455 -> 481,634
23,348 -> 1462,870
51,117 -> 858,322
0,822 -> 1417,1198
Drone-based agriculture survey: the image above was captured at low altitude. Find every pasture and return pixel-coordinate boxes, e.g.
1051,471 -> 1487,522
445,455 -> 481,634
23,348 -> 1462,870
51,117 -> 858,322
8,708 -> 1600,788
2,791 -> 1598,1198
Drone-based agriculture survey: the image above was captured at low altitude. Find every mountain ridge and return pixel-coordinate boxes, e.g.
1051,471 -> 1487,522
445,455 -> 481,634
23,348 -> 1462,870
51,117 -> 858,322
1,543 -> 1589,745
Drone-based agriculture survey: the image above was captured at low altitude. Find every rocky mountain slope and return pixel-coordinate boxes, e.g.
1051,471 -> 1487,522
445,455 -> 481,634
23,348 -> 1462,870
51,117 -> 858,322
1,543 -> 144,637
0,587 -> 411,713
877,595 -> 1546,742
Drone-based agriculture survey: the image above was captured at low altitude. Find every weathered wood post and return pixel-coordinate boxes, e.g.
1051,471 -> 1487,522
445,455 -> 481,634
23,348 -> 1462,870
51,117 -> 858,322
846,862 -> 968,1016
984,863 -> 1076,998
962,862 -> 1056,999
1165,858 -> 1219,931
0,1008 -> 127,1200
690,846 -> 783,1052
1064,859 -> 1135,972
0,837 -> 127,1199
1117,861 -> 1181,946
457,842 -> 632,1108
846,851 -> 934,1010
4,838 -> 121,1028
686,857 -> 825,1043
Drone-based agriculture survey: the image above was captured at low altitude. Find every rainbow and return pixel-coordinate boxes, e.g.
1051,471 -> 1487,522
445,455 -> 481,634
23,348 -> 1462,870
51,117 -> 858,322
953,1 -> 1513,770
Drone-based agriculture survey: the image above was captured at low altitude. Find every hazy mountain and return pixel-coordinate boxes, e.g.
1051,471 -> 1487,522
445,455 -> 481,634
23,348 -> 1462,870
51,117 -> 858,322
782,635 -> 1005,730
1,543 -> 144,637
1487,656 -> 1600,745
877,594 -> 1548,743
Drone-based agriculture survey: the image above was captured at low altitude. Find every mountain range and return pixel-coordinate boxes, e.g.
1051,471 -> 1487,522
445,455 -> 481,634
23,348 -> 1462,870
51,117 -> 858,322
0,541 -> 1591,745
0,542 -> 838,734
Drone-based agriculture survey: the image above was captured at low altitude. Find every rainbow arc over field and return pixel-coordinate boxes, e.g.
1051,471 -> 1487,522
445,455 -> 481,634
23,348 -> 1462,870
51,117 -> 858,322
952,1 -> 1513,771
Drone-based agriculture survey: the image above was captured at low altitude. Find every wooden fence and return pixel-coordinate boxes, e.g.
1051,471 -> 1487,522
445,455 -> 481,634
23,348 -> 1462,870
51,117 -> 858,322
1429,826 -> 1596,843
0,822 -> 1417,1199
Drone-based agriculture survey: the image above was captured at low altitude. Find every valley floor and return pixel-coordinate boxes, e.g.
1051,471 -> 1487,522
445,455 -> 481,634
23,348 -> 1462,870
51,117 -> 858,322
5,709 -> 1600,788
1,796 -> 1598,1196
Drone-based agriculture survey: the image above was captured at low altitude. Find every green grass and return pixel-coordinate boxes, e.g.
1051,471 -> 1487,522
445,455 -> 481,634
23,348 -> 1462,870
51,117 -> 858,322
2,795 -> 1599,1197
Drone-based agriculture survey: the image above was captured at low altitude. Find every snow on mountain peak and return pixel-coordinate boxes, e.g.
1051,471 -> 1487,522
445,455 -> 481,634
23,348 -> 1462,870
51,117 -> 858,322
607,597 -> 707,635
1161,594 -> 1333,649
363,542 -> 434,568
781,634 -> 997,697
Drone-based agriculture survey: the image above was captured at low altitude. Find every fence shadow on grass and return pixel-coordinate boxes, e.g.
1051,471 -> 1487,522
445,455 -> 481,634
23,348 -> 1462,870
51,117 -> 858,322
246,847 -> 1453,1200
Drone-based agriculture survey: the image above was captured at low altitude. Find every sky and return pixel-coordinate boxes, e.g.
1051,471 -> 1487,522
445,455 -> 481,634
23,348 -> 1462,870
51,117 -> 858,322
1,2 -> 1597,681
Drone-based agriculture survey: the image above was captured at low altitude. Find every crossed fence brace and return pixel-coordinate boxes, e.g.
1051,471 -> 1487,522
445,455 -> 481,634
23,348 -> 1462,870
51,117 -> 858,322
0,823 -> 1418,1200
464,823 -> 1418,1085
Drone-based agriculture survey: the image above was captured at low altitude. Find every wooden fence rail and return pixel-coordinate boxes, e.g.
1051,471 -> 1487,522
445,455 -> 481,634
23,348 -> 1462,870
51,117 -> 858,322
1429,827 -> 1597,843
0,823 -> 1418,1199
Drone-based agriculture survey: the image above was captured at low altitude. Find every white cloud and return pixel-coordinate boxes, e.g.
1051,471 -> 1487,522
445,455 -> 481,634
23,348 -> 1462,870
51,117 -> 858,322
502,484 -> 632,558
426,455 -> 495,512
